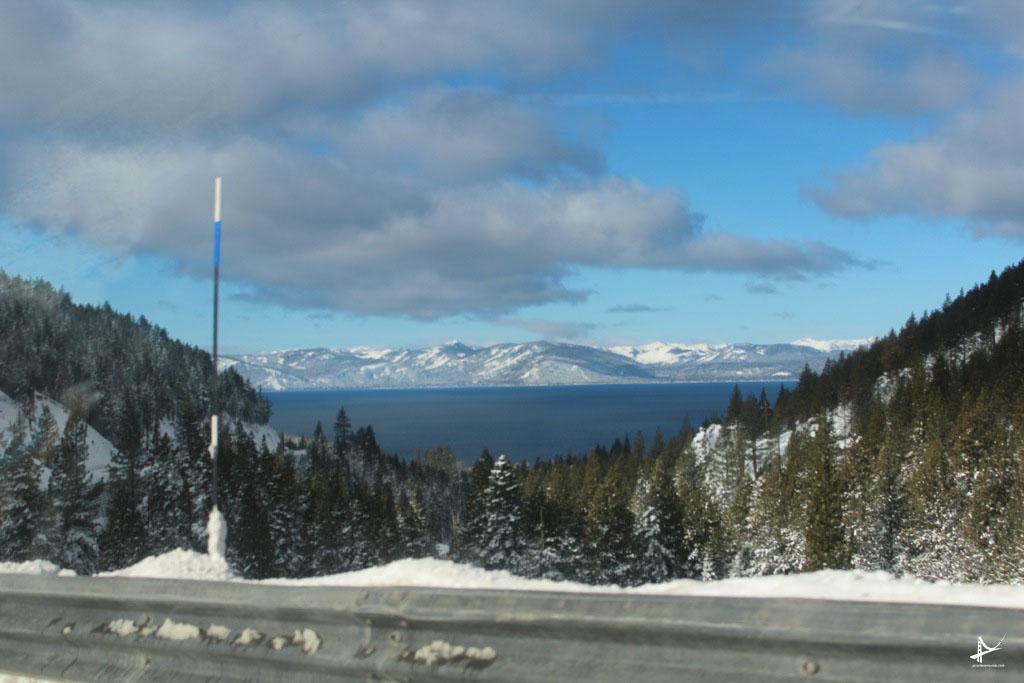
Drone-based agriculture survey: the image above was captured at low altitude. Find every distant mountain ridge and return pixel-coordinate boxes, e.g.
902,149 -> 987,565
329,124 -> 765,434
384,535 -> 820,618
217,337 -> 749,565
222,338 -> 874,390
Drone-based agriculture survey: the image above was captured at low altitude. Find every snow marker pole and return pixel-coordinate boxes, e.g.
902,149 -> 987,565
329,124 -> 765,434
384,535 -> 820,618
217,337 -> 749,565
209,177 -> 222,537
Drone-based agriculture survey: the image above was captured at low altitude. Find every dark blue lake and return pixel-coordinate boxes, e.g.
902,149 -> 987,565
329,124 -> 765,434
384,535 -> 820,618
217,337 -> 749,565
266,382 -> 794,464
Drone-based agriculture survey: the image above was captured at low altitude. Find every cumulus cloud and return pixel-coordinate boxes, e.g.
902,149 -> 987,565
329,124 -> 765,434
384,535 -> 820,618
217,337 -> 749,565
1,136 -> 862,317
329,86 -> 604,183
0,0 -> 870,319
789,2 -> 1024,237
805,79 -> 1024,238
0,0 -> 617,137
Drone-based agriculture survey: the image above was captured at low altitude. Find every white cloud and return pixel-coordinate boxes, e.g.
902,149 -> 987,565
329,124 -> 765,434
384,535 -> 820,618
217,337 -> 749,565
1,138 -> 860,318
330,87 -> 604,183
805,79 -> 1024,238
0,0 -> 873,319
756,0 -> 981,115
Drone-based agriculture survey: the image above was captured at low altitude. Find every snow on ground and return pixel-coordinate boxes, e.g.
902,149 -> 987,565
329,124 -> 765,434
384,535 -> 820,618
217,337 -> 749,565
262,558 -> 597,592
5,552 -> 1024,609
246,421 -> 282,452
0,389 -> 116,477
0,560 -> 63,576
94,549 -> 234,582
690,422 -> 722,455
2,391 -> 281,481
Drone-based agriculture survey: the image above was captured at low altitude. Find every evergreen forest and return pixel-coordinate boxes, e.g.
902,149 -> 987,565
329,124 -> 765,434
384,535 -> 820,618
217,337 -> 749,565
1,263 -> 1023,584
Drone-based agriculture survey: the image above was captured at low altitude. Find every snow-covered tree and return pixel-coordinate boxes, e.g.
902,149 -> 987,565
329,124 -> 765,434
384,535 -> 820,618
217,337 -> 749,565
175,395 -> 211,552
0,417 -> 43,562
451,450 -> 493,564
396,491 -> 433,558
47,413 -> 101,574
583,458 -> 635,585
633,450 -> 684,583
142,427 -> 191,554
802,417 -> 848,571
479,455 -> 524,572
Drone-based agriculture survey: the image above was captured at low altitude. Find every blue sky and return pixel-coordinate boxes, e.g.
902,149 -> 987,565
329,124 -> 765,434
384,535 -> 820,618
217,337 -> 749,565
1,1 -> 1022,353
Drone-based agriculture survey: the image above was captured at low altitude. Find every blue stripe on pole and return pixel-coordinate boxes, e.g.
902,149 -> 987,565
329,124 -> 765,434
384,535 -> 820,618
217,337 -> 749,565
213,220 -> 221,264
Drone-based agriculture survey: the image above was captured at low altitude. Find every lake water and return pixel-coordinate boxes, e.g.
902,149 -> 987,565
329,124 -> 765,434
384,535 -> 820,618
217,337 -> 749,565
266,382 -> 794,464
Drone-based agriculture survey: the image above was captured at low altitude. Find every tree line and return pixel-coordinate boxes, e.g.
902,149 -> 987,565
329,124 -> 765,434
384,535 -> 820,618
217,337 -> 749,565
0,271 -> 270,436
3,261 -> 1024,583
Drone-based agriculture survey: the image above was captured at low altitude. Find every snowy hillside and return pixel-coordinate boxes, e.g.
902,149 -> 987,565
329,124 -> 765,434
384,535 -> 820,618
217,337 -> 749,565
0,389 -> 115,477
225,338 -> 871,390
0,388 -> 280,481
789,338 -> 876,353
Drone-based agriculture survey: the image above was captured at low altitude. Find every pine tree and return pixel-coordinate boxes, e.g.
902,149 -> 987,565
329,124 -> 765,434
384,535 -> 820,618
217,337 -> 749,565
479,455 -> 524,572
522,459 -> 587,581
344,483 -> 379,571
863,422 -> 910,573
675,438 -> 723,579
356,480 -> 400,566
959,391 -> 1021,582
0,417 -> 43,562
724,471 -> 754,577
99,445 -> 147,570
904,419 -> 965,581
308,421 -> 330,473
802,417 -> 847,571
746,444 -> 804,575
633,448 -> 684,583
142,427 -> 191,553
334,407 -> 352,459
264,446 -> 303,577
175,394 -> 211,552
841,398 -> 885,571
225,423 -> 274,579
304,470 -> 351,575
99,399 -> 148,570
583,457 -> 635,585
47,412 -> 101,574
452,450 -> 493,564
396,492 -> 432,558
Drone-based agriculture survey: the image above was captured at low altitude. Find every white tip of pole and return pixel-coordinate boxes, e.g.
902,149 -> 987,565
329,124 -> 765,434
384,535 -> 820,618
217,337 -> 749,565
207,505 -> 227,561
210,414 -> 219,454
214,176 -> 222,222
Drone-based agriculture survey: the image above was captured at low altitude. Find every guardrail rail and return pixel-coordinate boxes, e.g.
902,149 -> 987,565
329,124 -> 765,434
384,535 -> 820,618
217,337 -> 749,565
0,574 -> 1020,681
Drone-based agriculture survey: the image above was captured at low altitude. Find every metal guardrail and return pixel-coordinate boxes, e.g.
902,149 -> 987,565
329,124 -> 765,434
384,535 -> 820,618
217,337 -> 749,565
0,574 -> 1020,681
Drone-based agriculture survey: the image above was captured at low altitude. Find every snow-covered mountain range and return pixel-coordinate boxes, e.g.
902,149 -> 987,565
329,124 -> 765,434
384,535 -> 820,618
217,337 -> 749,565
222,338 -> 874,391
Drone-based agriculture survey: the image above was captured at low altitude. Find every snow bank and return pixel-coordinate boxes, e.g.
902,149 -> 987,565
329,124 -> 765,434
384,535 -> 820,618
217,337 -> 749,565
262,558 -> 601,592
5,553 -> 1024,610
262,560 -> 1024,609
95,549 -> 234,582
0,560 -> 62,576
634,569 -> 1024,608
